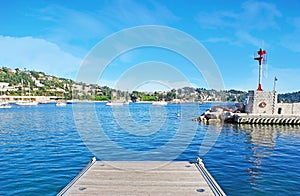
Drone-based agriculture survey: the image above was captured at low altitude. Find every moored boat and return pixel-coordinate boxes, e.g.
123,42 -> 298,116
106,101 -> 124,106
56,102 -> 67,107
15,100 -> 39,106
152,101 -> 168,106
0,101 -> 12,108
16,80 -> 39,106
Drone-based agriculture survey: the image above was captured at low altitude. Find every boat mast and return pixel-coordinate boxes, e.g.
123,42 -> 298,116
21,79 -> 24,101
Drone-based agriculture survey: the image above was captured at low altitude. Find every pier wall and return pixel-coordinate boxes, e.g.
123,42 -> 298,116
234,114 -> 300,125
277,103 -> 300,115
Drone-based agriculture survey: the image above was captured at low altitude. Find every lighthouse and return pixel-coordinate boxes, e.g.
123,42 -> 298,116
245,48 -> 277,114
254,48 -> 267,91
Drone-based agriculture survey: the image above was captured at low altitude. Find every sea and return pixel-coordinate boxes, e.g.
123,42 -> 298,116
0,102 -> 299,195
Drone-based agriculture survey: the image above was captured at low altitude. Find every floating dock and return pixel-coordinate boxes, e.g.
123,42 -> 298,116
58,157 -> 226,196
234,114 -> 300,125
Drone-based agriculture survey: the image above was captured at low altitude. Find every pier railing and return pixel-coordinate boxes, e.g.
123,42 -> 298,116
196,158 -> 226,196
57,157 -> 96,196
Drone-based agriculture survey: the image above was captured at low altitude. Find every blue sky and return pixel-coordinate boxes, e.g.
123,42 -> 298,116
0,0 -> 299,93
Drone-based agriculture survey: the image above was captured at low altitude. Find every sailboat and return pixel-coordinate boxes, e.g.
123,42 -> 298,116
15,80 -> 38,106
106,90 -> 124,106
0,87 -> 12,108
175,92 -> 180,117
0,101 -> 12,108
56,102 -> 67,107
106,100 -> 124,106
152,96 -> 167,106
123,91 -> 130,105
56,85 -> 67,107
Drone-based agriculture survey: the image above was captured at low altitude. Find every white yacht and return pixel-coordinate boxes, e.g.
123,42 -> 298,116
106,101 -> 124,106
152,101 -> 168,106
15,100 -> 38,106
0,101 -> 12,108
56,102 -> 67,107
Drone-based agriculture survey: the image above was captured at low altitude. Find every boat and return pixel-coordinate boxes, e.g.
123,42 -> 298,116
15,100 -> 39,106
56,85 -> 68,107
0,92 -> 12,108
56,102 -> 67,107
15,81 -> 38,106
66,100 -> 75,104
106,101 -> 124,106
152,101 -> 168,106
0,101 -> 12,108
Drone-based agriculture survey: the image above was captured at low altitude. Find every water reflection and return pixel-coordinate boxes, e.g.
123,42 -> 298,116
234,124 -> 300,184
236,124 -> 300,147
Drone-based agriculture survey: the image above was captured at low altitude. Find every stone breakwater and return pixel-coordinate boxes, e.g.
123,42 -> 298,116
193,103 -> 300,125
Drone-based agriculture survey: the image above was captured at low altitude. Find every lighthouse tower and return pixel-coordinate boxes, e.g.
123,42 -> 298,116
254,48 -> 267,91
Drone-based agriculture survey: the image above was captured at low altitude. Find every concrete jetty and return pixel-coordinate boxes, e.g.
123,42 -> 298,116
195,112 -> 300,125
233,113 -> 300,125
58,157 -> 226,196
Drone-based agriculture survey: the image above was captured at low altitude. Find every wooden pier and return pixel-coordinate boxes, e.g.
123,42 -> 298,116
58,157 -> 226,196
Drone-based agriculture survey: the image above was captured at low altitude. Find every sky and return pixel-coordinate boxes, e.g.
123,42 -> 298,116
0,0 -> 300,93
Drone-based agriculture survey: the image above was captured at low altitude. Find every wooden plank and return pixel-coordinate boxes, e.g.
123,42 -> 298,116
62,161 -> 217,195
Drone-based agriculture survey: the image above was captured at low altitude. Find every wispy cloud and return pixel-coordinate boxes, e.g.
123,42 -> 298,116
232,64 -> 300,93
101,0 -> 178,27
196,0 -> 282,46
240,0 -> 281,30
280,17 -> 300,52
196,11 -> 238,29
35,1 -> 177,54
35,5 -> 111,55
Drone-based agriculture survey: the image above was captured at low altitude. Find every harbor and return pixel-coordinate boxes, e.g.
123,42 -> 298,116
58,157 -> 225,196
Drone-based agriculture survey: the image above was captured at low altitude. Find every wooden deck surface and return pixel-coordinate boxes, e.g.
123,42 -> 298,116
61,160 -> 219,195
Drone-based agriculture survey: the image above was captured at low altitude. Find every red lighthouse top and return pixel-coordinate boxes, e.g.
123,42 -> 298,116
254,48 -> 267,91
254,48 -> 267,65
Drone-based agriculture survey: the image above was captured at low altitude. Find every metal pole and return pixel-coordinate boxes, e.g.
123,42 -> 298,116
273,76 -> 277,91
259,63 -> 262,89
272,77 -> 277,114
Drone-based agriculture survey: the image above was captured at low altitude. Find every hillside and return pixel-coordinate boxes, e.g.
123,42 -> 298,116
278,91 -> 300,103
1,66 -> 297,103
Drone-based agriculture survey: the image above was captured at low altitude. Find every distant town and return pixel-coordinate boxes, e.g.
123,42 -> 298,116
0,67 -> 299,103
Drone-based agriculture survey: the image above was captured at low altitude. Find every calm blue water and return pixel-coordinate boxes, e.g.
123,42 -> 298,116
0,103 -> 299,195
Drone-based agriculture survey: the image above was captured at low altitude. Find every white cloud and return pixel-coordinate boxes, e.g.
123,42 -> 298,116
0,35 -> 81,79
